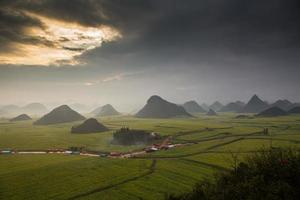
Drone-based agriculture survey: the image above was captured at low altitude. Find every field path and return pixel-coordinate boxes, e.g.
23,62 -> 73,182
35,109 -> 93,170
135,131 -> 263,159
67,159 -> 157,200
180,158 -> 229,171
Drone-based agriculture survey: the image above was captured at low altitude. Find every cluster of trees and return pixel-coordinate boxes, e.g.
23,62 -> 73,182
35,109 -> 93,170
167,148 -> 300,200
68,146 -> 85,152
263,128 -> 269,135
112,127 -> 159,145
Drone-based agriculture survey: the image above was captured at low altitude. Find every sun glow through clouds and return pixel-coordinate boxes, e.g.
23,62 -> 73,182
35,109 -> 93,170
0,12 -> 121,66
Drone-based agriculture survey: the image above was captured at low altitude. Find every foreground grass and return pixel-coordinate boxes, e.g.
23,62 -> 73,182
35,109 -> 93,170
0,155 -> 152,200
0,155 -> 215,200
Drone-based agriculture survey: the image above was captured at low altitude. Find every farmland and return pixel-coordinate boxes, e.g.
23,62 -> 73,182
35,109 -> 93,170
1,113 -> 300,200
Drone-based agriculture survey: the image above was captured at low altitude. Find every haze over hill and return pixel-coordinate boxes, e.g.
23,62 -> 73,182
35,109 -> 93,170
183,101 -> 206,113
70,103 -> 91,113
288,107 -> 300,114
0,103 -> 48,116
136,95 -> 193,118
0,105 -> 20,115
209,102 -> 223,112
270,100 -> 293,111
207,109 -> 217,116
240,95 -> 269,113
10,114 -> 32,122
22,103 -> 48,115
220,101 -> 245,112
90,106 -> 103,115
96,104 -> 120,117
1,95 -> 299,118
256,107 -> 287,117
201,103 -> 210,111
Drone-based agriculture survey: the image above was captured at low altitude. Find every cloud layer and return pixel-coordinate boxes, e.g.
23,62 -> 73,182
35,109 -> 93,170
0,0 -> 122,65
0,0 -> 299,108
1,0 -> 299,66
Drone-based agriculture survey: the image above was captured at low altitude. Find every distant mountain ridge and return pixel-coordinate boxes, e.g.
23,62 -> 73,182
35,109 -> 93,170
0,103 -> 48,116
240,95 -> 269,113
201,103 -> 209,111
288,107 -> 300,114
0,96 -> 299,117
183,101 -> 206,113
90,106 -> 103,115
209,101 -> 223,111
96,104 -> 120,117
270,100 -> 293,111
220,101 -> 245,112
10,114 -> 32,122
22,103 -> 48,115
136,95 -> 193,118
0,105 -> 20,114
256,107 -> 287,117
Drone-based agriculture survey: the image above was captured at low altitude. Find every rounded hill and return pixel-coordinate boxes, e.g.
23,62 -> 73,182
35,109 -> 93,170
34,105 -> 86,125
135,95 -> 193,118
10,114 -> 32,122
71,118 -> 108,133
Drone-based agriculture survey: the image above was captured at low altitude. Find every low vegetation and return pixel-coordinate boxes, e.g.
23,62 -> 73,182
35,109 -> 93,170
112,127 -> 160,145
167,148 -> 300,200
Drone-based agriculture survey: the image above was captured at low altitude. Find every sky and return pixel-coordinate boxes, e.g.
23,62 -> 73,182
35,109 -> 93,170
0,0 -> 300,112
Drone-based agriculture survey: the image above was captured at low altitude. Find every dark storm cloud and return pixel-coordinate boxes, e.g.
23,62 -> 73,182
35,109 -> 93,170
0,0 -> 159,58
82,0 -> 300,66
10,0 -> 158,30
62,47 -> 85,52
0,7 -> 45,52
15,0 -> 109,26
2,0 -> 299,58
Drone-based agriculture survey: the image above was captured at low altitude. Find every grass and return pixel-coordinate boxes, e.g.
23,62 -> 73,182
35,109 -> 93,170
0,120 -> 142,152
0,155 -> 151,200
0,114 -> 300,199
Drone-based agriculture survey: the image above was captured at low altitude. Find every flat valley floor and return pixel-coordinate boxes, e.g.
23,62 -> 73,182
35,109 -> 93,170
1,113 -> 300,200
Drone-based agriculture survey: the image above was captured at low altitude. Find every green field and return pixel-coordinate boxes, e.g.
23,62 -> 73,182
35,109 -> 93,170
1,114 -> 300,200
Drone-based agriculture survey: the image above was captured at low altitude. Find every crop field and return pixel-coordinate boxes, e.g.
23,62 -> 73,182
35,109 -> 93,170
1,113 -> 300,200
